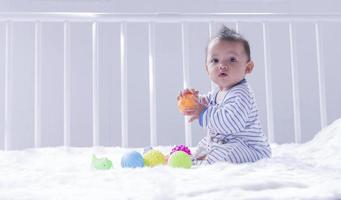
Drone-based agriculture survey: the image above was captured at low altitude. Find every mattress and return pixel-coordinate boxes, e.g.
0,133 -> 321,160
1,119 -> 341,200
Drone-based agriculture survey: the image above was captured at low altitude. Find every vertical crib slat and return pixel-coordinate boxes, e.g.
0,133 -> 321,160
314,22 -> 327,129
148,22 -> 157,147
181,22 -> 192,147
34,21 -> 42,148
4,21 -> 12,150
63,21 -> 71,147
288,22 -> 302,143
92,21 -> 100,146
235,21 -> 239,32
208,21 -> 216,92
262,22 -> 274,143
120,22 -> 128,147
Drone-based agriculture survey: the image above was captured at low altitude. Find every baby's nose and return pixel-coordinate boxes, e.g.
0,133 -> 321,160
219,63 -> 228,70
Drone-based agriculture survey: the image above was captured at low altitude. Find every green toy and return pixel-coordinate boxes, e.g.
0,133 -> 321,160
143,149 -> 166,167
168,151 -> 192,169
91,155 -> 112,170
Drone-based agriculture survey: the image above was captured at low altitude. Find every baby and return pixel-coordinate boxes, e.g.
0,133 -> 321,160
178,26 -> 271,165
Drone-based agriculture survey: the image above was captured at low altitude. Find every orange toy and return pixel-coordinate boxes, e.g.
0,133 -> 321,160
178,93 -> 197,113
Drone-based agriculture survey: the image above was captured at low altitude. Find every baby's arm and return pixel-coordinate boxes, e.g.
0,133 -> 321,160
199,95 -> 251,135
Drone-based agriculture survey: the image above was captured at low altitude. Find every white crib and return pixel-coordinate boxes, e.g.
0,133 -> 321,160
0,11 -> 341,150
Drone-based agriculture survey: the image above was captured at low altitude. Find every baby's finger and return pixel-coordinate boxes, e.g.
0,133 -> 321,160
201,97 -> 209,105
193,94 -> 199,101
183,111 -> 196,116
188,116 -> 198,123
182,88 -> 194,96
180,89 -> 186,96
189,89 -> 199,96
193,89 -> 199,95
183,109 -> 196,115
179,89 -> 188,97
177,91 -> 182,100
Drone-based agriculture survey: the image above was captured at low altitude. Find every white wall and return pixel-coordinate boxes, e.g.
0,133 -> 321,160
0,0 -> 341,13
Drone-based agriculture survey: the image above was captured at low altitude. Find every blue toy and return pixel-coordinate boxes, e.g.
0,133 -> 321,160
121,151 -> 144,168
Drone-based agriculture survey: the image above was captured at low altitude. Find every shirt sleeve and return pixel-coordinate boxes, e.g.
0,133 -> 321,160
198,92 -> 212,105
199,96 -> 251,135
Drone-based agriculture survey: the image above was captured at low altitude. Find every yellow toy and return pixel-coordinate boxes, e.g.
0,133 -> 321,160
143,149 -> 166,167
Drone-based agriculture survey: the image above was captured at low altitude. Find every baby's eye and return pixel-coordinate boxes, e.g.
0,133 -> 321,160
211,58 -> 219,64
230,57 -> 237,63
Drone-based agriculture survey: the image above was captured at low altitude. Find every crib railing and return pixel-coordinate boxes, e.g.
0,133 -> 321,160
1,12 -> 341,150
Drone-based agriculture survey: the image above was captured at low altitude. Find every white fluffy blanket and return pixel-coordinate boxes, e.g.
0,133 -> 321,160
1,119 -> 341,200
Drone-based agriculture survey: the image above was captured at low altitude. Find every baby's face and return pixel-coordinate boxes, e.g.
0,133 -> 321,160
206,39 -> 253,91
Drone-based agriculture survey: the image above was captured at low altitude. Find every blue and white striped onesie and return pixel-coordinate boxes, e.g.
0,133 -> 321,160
193,79 -> 271,165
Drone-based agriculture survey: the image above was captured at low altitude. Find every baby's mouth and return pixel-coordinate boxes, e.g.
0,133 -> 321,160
218,72 -> 228,77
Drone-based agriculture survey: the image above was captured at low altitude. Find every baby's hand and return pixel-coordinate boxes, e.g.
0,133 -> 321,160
186,97 -> 209,123
192,146 -> 208,160
177,88 -> 199,115
177,88 -> 199,101
177,89 -> 208,122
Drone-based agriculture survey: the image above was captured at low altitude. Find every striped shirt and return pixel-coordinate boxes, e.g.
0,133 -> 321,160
199,79 -> 271,159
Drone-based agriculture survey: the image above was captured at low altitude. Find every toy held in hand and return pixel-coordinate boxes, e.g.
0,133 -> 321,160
178,93 -> 197,113
143,149 -> 166,167
121,151 -> 144,168
92,155 -> 112,170
170,144 -> 192,155
168,151 -> 192,169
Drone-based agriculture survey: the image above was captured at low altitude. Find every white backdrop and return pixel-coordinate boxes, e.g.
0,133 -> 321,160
0,0 -> 341,150
0,0 -> 341,13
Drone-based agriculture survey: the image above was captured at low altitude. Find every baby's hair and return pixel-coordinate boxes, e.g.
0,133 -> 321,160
207,26 -> 251,61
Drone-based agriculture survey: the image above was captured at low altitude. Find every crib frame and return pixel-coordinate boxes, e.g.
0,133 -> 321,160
1,12 -> 341,150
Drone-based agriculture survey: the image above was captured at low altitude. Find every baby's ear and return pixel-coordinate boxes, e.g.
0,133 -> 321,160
204,64 -> 209,73
245,61 -> 254,74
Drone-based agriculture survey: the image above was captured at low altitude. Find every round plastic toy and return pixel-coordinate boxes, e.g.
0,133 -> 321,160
143,146 -> 153,154
170,144 -> 192,155
168,151 -> 192,169
92,155 -> 112,170
143,149 -> 166,167
178,93 -> 197,113
121,151 -> 144,168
